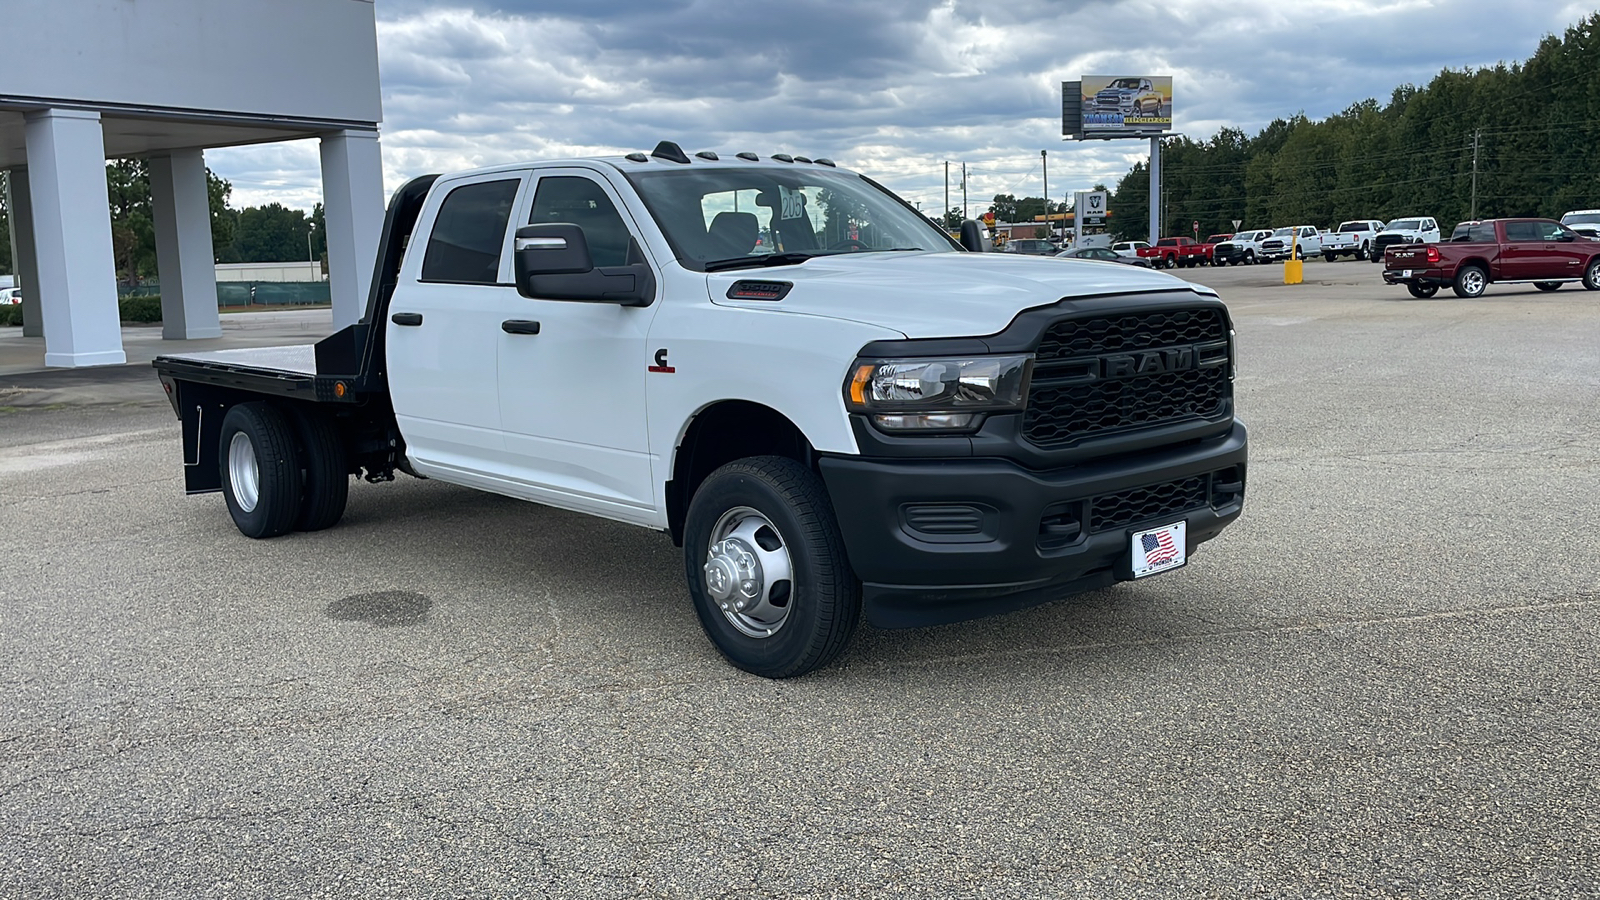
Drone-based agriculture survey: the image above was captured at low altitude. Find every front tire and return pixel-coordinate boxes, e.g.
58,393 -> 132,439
683,456 -> 861,678
1453,264 -> 1488,298
1244,250 -> 1256,265
219,402 -> 303,539
1584,258 -> 1600,291
1407,282 -> 1440,299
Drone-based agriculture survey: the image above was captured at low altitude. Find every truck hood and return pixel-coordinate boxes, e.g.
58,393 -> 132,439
707,251 -> 1211,339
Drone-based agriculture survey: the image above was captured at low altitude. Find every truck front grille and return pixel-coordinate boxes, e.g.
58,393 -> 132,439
1024,308 -> 1230,448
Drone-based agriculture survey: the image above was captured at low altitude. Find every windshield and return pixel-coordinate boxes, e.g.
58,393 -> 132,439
1111,79 -> 1144,89
1561,212 -> 1600,225
624,166 -> 957,270
1270,227 -> 1292,237
1386,219 -> 1423,230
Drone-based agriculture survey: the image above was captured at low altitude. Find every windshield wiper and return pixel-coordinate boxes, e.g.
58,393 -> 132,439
703,252 -> 817,272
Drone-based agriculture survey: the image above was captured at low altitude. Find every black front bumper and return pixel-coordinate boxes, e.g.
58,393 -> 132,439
819,422 -> 1248,628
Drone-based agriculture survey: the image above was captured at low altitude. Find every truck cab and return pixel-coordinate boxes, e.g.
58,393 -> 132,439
154,143 -> 1248,678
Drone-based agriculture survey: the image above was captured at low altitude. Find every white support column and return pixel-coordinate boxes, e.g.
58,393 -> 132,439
24,109 -> 124,367
319,130 -> 385,328
5,167 -> 45,338
149,151 -> 222,339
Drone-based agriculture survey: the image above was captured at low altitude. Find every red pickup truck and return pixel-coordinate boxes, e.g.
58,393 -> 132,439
1138,236 -> 1212,269
1384,218 -> 1600,298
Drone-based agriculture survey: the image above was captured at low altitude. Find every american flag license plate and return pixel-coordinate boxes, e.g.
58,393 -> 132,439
1131,521 -> 1187,578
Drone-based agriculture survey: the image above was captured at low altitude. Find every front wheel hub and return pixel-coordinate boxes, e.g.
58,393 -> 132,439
704,538 -> 763,613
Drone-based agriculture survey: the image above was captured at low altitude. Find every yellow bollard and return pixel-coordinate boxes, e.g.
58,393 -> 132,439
1283,228 -> 1303,284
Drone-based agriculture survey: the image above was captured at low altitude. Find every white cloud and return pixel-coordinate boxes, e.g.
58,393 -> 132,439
207,0 -> 1586,215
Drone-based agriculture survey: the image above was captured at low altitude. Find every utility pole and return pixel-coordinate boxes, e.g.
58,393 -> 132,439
1470,128 -> 1481,220
1041,150 -> 1049,239
961,162 -> 968,220
944,161 -> 949,228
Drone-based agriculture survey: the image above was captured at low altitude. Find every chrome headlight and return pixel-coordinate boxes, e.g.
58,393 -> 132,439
844,355 -> 1033,432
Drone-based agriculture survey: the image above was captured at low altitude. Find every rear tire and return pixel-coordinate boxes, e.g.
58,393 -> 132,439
1357,243 -> 1369,261
1453,265 -> 1488,298
683,456 -> 860,678
1407,283 -> 1439,299
287,407 -> 350,531
1323,252 -> 1335,262
219,402 -> 303,539
1533,282 -> 1562,292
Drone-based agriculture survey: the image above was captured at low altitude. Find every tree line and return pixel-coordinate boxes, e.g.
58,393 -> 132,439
1,162 -> 326,283
1108,12 -> 1600,240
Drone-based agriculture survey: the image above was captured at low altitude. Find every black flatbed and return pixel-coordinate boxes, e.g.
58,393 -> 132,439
153,345 -> 320,398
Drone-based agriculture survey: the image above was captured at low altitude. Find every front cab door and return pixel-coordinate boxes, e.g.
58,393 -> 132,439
494,169 -> 663,525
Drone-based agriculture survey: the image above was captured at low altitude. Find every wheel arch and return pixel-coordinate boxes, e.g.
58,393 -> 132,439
666,399 -> 816,546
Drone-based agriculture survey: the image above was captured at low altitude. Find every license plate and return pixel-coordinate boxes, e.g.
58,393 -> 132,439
1131,521 -> 1187,578
1402,269 -> 1412,277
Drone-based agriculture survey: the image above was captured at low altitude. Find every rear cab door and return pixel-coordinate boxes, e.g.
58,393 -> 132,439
387,170 -> 530,473
1499,220 -> 1547,280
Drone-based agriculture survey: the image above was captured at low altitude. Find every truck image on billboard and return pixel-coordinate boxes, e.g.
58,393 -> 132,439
1082,75 -> 1172,133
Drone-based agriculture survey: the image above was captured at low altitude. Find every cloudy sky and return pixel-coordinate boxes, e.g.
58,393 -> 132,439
209,0 -> 1596,215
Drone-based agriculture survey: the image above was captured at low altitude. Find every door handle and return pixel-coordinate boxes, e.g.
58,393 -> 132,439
391,312 -> 423,326
501,319 -> 541,335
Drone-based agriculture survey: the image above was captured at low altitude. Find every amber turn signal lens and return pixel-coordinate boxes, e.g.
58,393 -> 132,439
848,365 -> 874,406
334,381 -> 347,398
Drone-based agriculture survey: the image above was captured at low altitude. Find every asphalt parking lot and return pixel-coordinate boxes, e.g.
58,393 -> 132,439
2,260 -> 1597,898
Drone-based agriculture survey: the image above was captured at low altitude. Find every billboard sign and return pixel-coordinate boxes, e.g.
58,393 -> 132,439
1080,75 -> 1172,135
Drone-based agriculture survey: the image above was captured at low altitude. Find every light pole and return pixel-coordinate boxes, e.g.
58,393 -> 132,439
306,223 -> 318,280
1041,150 -> 1049,242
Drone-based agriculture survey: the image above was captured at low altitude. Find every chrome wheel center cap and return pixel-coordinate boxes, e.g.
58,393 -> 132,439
704,538 -> 764,612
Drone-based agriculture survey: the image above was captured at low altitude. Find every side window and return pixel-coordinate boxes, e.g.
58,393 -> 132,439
421,179 -> 521,284
529,176 -> 633,268
1537,221 -> 1565,241
1503,221 -> 1539,243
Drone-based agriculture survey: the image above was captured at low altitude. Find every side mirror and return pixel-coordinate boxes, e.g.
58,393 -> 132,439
513,224 -> 656,307
959,219 -> 987,252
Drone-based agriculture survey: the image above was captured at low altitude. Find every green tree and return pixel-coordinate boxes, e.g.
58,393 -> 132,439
232,202 -> 313,263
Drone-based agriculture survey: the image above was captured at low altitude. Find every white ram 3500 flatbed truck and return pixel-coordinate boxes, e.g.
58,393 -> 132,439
153,142 -> 1248,677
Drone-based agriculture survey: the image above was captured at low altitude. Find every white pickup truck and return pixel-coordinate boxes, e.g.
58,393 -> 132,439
153,142 -> 1247,677
1321,219 -> 1385,261
1259,225 -> 1322,261
1370,216 -> 1441,263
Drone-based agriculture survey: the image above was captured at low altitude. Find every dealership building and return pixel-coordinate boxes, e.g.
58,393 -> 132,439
0,0 -> 385,366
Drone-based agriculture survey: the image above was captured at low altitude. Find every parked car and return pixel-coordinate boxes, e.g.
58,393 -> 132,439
1138,236 -> 1212,268
1559,209 -> 1600,239
0,288 -> 21,306
1259,226 -> 1322,261
1383,217 -> 1600,298
1371,216 -> 1440,262
1004,238 -> 1058,256
1055,246 -> 1153,267
1212,229 -> 1272,266
1110,240 -> 1151,259
1321,220 -> 1386,261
